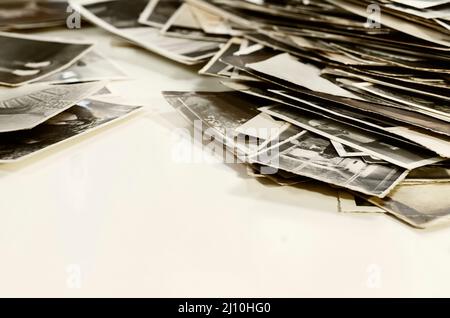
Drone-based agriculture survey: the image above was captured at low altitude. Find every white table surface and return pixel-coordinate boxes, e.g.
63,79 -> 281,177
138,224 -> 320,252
0,26 -> 449,298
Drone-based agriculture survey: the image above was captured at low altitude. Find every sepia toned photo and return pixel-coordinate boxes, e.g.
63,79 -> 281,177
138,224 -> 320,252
366,183 -> 450,228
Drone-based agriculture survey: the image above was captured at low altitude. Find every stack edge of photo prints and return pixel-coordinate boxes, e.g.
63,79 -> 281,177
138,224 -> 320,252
2,0 -> 450,229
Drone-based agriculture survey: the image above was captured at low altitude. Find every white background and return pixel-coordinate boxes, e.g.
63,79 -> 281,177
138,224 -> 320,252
0,26 -> 449,297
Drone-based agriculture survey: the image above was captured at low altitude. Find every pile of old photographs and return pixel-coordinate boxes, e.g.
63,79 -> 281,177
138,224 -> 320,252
0,1 -> 142,163
73,0 -> 449,229
7,0 -> 450,228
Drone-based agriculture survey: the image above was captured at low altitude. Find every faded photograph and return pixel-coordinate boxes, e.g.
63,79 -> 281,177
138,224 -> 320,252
331,140 -> 367,157
139,0 -> 183,28
251,131 -> 408,197
0,81 -> 104,132
368,183 -> 450,228
199,38 -> 256,79
72,0 -> 221,64
163,90 -> 282,159
36,51 -> 127,84
406,164 -> 450,182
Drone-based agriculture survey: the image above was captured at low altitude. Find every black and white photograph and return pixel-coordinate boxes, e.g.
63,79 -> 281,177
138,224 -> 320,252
261,105 -> 442,170
246,163 -> 309,187
163,90 -> 281,158
340,79 -> 450,123
405,164 -> 450,183
222,80 -> 450,160
0,98 -> 141,162
267,78 -> 450,137
163,90 -> 267,136
159,2 -> 202,34
0,81 -> 104,132
0,32 -> 93,86
0,0 -> 68,31
139,0 -> 182,28
235,113 -> 289,142
268,88 -> 450,158
35,50 -> 128,84
250,130 -> 408,198
189,3 -> 241,36
245,53 -> 359,99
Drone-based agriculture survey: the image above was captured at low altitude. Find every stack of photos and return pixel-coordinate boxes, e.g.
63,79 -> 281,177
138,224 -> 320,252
151,0 -> 450,229
0,30 -> 141,163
